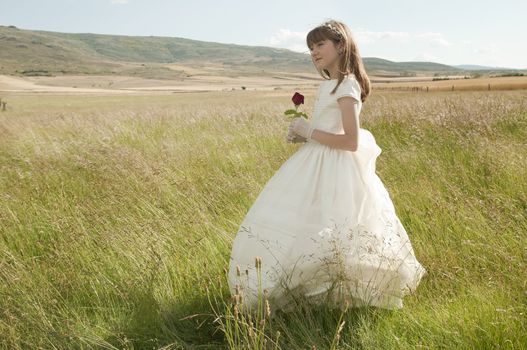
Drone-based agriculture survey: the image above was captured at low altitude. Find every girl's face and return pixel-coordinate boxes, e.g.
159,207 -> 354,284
309,39 -> 341,76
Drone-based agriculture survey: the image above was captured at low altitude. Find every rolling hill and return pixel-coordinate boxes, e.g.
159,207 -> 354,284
0,25 -> 523,80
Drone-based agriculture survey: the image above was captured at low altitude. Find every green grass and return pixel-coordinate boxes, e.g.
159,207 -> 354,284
0,89 -> 526,349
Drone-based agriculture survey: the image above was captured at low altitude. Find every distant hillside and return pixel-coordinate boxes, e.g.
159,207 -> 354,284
0,25 -> 315,79
363,57 -> 463,76
454,64 -> 512,70
1,25 -> 523,79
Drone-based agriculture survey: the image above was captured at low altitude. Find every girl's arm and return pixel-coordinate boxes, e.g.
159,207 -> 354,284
310,96 -> 360,152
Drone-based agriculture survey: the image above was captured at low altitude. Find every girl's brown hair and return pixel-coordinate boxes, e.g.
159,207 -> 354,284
306,19 -> 371,103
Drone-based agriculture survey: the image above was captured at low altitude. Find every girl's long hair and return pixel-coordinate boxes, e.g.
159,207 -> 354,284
306,19 -> 371,103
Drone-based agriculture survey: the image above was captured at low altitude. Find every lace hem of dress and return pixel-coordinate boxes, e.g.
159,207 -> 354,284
230,209 -> 427,313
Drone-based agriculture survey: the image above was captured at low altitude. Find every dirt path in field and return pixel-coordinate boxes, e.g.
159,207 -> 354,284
0,74 -> 320,95
0,75 -> 141,94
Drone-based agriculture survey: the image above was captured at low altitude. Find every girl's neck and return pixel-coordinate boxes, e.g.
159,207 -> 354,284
327,72 -> 348,80
328,71 -> 338,80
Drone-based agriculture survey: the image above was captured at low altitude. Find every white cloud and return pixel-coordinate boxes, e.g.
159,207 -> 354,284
267,28 -> 453,52
412,52 -> 439,61
265,28 -> 415,53
264,27 -> 474,66
416,32 -> 453,47
266,28 -> 455,54
353,29 -> 453,47
472,45 -> 497,55
352,29 -> 410,44
110,0 -> 128,4
266,29 -> 308,53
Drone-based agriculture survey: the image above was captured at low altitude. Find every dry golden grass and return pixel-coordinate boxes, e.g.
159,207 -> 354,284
373,75 -> 527,92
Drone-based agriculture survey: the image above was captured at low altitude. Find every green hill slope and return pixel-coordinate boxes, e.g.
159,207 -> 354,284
0,25 -> 481,78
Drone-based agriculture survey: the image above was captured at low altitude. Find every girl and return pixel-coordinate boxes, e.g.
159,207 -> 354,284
227,19 -> 427,315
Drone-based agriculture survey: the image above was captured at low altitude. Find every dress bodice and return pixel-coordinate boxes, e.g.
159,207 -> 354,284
310,74 -> 362,135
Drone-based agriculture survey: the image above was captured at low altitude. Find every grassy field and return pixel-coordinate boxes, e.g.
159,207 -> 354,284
0,88 -> 526,349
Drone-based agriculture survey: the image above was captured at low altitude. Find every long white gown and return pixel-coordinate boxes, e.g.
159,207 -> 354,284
227,74 -> 427,313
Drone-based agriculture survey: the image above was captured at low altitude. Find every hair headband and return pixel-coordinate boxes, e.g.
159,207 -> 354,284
323,22 -> 343,40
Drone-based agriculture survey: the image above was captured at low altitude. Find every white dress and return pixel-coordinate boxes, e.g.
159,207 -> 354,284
227,74 -> 427,313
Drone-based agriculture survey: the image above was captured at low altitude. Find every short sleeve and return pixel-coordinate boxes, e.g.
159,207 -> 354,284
335,76 -> 361,102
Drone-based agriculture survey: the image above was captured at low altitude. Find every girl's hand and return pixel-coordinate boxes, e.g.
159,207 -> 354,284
289,117 -> 314,140
286,128 -> 307,143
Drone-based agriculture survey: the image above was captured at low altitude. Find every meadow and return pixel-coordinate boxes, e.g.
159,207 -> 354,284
0,88 -> 526,349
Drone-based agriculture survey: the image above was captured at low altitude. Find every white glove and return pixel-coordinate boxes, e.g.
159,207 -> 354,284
288,117 -> 314,140
286,128 -> 307,143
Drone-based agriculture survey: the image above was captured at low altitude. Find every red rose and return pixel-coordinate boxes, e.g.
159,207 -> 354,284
292,92 -> 304,106
284,91 -> 308,119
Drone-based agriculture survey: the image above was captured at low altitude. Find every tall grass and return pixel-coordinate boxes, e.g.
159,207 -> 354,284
0,90 -> 526,349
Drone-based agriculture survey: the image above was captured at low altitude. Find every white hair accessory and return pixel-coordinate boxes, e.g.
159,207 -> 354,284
323,22 -> 343,39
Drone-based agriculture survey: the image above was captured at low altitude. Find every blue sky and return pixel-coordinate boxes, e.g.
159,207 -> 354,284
1,0 -> 526,69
